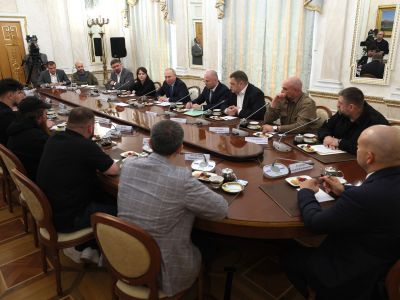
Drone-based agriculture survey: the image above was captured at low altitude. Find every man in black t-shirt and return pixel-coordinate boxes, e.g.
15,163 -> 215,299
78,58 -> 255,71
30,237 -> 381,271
37,107 -> 119,264
0,78 -> 25,145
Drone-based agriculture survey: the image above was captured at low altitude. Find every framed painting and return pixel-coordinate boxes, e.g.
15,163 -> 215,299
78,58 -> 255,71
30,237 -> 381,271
376,5 -> 396,37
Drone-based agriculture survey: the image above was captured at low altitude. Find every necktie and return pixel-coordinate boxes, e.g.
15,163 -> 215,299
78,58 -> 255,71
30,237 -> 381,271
209,90 -> 213,102
169,85 -> 174,97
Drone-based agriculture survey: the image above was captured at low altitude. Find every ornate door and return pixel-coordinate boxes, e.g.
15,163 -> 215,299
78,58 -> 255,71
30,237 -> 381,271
0,21 -> 26,83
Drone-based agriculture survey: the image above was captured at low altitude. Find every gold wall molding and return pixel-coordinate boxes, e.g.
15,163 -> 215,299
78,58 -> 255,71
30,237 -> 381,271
308,89 -> 386,104
0,15 -> 27,35
179,75 -> 202,81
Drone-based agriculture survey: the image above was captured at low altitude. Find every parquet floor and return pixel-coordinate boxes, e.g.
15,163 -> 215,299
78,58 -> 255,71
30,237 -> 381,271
0,186 -> 305,300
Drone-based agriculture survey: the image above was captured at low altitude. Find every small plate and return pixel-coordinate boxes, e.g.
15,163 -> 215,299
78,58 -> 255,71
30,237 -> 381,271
191,159 -> 216,172
247,125 -> 261,130
143,145 -> 153,153
253,132 -> 273,138
222,182 -> 244,193
174,108 -> 189,113
192,171 -> 217,182
209,116 -> 224,121
297,144 -> 316,153
285,175 -> 312,187
120,151 -> 139,158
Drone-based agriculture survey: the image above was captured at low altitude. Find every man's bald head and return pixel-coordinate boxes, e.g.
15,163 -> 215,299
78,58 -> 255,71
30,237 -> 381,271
357,125 -> 400,171
204,70 -> 219,89
281,76 -> 303,101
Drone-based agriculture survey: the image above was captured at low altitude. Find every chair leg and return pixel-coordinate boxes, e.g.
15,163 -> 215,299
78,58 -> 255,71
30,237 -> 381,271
21,204 -> 29,233
41,244 -> 48,274
5,178 -> 12,213
52,248 -> 63,296
32,219 -> 38,247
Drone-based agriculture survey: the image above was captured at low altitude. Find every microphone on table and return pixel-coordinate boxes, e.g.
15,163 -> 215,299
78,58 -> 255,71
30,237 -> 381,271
115,80 -> 134,94
141,88 -> 157,97
273,117 -> 320,152
203,99 -> 227,116
164,93 -> 192,117
239,102 -> 270,128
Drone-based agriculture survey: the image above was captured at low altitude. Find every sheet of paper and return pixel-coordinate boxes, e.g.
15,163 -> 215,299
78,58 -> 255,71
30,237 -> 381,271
115,124 -> 132,133
184,153 -> 211,161
155,102 -> 171,107
222,116 -> 237,120
209,127 -> 230,134
114,102 -> 129,107
245,137 -> 269,144
170,118 -> 187,124
184,109 -> 204,117
313,144 -> 346,155
95,117 -> 111,124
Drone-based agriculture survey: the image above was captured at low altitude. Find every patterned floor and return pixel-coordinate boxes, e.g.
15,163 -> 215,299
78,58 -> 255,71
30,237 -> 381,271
0,188 -> 305,300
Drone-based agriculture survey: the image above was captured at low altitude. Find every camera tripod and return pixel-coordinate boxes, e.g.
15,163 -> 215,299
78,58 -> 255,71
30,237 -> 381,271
22,54 -> 45,85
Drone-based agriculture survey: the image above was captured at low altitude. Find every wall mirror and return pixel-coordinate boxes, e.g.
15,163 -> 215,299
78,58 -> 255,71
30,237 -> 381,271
187,0 -> 204,69
350,0 -> 399,85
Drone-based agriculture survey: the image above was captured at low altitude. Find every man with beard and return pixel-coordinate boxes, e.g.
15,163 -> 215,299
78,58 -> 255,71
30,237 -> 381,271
0,78 -> 25,145
317,87 -> 388,154
71,61 -> 98,85
7,97 -> 51,180
263,76 -> 317,134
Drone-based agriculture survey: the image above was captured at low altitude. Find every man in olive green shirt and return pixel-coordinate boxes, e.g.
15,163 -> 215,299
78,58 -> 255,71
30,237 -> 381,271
263,76 -> 318,134
71,61 -> 98,85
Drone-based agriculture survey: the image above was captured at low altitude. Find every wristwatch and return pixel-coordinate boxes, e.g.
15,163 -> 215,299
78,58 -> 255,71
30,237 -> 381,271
273,125 -> 278,132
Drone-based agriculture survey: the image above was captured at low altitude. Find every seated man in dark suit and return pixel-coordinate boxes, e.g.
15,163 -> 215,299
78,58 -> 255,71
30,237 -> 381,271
72,61 -> 98,85
223,70 -> 265,121
105,58 -> 134,90
318,87 -> 388,154
156,68 -> 190,103
186,70 -> 231,110
283,125 -> 400,300
360,53 -> 385,79
357,44 -> 378,67
0,78 -> 25,145
37,61 -> 71,87
7,96 -> 51,180
263,76 -> 318,134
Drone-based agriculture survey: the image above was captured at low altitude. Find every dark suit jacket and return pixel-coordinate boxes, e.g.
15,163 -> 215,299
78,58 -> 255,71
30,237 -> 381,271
38,69 -> 71,86
192,82 -> 231,110
156,78 -> 190,103
223,83 -> 265,121
129,78 -> 156,96
107,68 -> 134,90
360,60 -> 385,79
297,167 -> 400,300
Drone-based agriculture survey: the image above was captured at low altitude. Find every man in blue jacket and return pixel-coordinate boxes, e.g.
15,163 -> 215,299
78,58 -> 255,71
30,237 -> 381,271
283,125 -> 400,300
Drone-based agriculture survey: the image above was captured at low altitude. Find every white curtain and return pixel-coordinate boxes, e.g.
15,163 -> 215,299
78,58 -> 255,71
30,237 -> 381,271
221,0 -> 315,97
129,0 -> 170,82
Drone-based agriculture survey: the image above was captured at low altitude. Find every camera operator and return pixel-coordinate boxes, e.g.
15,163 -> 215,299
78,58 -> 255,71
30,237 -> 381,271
375,31 -> 389,56
22,35 -> 48,86
37,61 -> 71,87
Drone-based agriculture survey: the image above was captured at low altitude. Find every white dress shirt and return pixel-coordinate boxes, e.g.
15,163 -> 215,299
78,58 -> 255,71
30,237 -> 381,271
236,84 -> 248,114
50,72 -> 58,83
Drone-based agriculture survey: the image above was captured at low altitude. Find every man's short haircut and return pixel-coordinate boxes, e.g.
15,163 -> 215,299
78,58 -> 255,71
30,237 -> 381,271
230,70 -> 248,83
165,68 -> 176,76
67,107 -> 95,126
0,78 -> 23,97
339,87 -> 365,107
150,120 -> 184,156
110,58 -> 121,66
47,61 -> 56,66
367,43 -> 378,51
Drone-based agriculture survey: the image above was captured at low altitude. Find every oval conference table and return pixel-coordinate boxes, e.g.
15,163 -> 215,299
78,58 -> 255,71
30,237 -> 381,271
39,88 -> 366,239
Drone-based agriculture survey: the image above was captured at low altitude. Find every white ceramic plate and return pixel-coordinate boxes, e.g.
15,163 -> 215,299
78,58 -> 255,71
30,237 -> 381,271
191,159 -> 216,172
192,171 -> 217,182
221,182 -> 244,193
253,132 -> 273,138
285,175 -> 312,187
120,151 -> 139,158
297,144 -> 316,153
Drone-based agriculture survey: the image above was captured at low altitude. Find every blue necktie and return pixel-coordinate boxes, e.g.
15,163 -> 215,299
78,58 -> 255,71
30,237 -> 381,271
169,85 -> 174,97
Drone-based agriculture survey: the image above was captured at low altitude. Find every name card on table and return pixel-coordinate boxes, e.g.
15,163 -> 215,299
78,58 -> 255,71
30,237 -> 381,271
145,111 -> 158,116
95,117 -> 111,124
289,162 -> 313,173
114,102 -> 129,107
244,137 -> 268,145
184,153 -> 211,161
209,127 -> 230,134
170,118 -> 187,124
115,124 -> 133,133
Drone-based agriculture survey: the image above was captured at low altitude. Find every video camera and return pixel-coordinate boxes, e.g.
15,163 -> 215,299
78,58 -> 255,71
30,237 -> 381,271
26,35 -> 40,56
360,29 -> 378,47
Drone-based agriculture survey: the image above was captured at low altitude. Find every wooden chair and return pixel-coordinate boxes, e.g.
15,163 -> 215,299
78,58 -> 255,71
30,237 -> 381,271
390,121 -> 400,128
386,259 -> 400,300
264,95 -> 272,105
316,105 -> 332,127
154,82 -> 162,90
188,86 -> 201,101
12,168 -> 93,296
91,212 -> 203,300
0,145 -> 35,243
0,160 -> 7,209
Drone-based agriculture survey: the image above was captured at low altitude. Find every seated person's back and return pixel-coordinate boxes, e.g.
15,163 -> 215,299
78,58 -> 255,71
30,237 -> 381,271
7,97 -> 51,180
118,120 -> 227,297
318,87 -> 388,154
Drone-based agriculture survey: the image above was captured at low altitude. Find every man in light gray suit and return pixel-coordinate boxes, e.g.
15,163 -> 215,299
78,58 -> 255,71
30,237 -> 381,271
37,61 -> 70,87
118,120 -> 228,297
105,58 -> 133,90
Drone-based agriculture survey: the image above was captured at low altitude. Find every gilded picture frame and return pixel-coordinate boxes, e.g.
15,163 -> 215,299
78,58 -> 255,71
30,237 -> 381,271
376,5 -> 396,37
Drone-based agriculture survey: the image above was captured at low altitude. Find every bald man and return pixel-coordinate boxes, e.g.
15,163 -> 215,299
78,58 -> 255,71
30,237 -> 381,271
282,125 -> 400,300
186,70 -> 231,110
375,31 -> 389,56
71,61 -> 98,85
157,68 -> 189,103
263,76 -> 317,133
